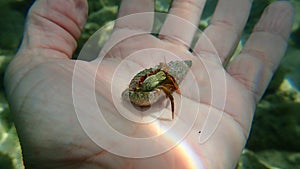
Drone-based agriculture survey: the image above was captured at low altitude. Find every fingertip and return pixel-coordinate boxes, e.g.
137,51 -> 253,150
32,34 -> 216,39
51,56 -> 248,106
273,0 -> 294,9
253,0 -> 295,41
269,1 -> 295,20
21,0 -> 89,59
74,0 -> 89,30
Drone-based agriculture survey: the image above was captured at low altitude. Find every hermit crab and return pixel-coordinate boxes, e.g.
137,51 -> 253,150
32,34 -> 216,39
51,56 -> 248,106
122,60 -> 192,119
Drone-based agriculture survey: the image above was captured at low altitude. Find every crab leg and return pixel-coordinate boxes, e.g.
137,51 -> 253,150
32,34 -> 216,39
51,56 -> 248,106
166,74 -> 181,94
157,85 -> 175,119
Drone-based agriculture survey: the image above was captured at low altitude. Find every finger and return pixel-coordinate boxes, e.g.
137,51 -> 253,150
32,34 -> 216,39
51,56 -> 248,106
20,0 -> 88,59
193,0 -> 252,64
227,1 -> 294,102
159,0 -> 206,48
114,0 -> 154,32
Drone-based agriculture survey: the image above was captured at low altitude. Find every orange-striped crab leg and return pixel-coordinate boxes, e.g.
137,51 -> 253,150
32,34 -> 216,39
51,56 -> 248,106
158,85 -> 175,119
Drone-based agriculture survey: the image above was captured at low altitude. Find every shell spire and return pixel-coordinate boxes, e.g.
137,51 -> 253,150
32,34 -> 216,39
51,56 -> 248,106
160,60 -> 192,83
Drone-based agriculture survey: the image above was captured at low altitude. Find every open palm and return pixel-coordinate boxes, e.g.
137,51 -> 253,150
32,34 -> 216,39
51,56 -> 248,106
5,0 -> 294,169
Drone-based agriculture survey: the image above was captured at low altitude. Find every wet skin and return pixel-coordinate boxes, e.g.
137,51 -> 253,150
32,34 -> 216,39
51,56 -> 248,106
4,0 -> 294,169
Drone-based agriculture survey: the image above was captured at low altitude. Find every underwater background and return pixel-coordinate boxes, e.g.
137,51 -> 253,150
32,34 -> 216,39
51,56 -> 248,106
0,0 -> 299,168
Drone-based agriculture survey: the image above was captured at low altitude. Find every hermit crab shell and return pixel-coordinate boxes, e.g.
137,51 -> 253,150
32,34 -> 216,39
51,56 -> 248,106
122,60 -> 192,106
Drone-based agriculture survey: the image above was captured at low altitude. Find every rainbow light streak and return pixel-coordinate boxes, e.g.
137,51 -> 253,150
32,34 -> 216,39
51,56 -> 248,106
154,122 -> 205,169
177,139 -> 205,169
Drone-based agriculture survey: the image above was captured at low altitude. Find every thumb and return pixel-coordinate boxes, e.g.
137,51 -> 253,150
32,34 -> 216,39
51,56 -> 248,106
20,0 -> 88,59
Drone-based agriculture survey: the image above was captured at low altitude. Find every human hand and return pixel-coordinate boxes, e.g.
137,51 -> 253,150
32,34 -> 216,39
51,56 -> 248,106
4,0 -> 294,169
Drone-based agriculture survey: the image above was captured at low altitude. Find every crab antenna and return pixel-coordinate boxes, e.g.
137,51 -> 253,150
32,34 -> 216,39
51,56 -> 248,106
162,56 -> 170,71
